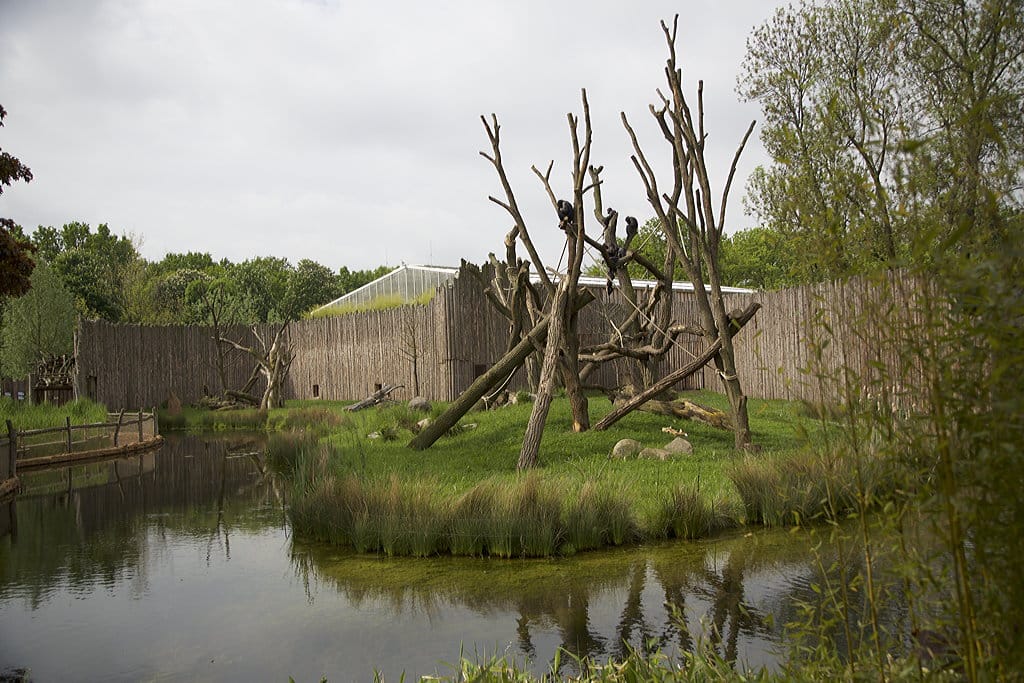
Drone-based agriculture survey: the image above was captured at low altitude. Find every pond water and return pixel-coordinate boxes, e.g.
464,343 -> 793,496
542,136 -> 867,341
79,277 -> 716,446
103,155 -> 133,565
0,434 -> 881,681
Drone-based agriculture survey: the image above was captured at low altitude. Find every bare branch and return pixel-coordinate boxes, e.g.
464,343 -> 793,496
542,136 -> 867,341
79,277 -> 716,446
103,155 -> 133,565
718,119 -> 757,239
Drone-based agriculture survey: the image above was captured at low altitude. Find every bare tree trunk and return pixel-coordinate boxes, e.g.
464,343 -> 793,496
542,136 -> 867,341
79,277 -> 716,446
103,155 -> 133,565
409,291 -> 593,451
519,282 -> 570,469
621,15 -> 757,450
218,323 -> 293,411
559,308 -> 589,432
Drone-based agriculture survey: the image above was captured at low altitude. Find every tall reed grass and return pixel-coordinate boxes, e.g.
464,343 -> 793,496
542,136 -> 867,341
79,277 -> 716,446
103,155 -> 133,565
287,448 -> 706,558
0,397 -> 108,431
650,484 -> 739,540
727,448 -> 892,527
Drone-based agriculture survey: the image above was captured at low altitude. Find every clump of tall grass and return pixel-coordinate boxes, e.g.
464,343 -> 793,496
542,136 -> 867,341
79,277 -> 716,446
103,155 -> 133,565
397,640 -> 768,683
200,408 -> 268,430
449,475 -> 563,557
264,431 -> 321,475
290,468 -> 449,557
728,449 -> 892,527
0,397 -> 107,430
649,483 -> 739,540
562,480 -> 638,552
157,410 -> 187,431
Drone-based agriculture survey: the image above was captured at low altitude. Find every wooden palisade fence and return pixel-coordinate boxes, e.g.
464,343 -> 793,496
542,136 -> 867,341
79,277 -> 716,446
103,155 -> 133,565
75,267 -> 924,410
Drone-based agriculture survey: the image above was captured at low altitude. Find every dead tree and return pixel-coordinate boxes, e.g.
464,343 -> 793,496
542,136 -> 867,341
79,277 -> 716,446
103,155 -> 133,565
516,92 -> 598,469
576,165 -> 679,390
478,102 -> 596,469
593,302 -> 760,430
217,323 -> 293,410
398,310 -> 420,397
408,294 -> 593,451
622,15 -> 758,449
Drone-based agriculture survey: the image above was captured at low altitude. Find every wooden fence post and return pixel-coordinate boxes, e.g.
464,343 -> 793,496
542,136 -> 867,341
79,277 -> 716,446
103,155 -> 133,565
152,407 -> 158,437
114,409 -> 125,446
65,416 -> 73,453
6,419 -> 15,479
137,407 -> 143,442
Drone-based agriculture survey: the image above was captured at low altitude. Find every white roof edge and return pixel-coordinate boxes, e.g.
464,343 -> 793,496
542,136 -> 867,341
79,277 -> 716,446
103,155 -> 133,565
554,273 -> 755,294
313,264 -> 462,313
314,263 -> 755,313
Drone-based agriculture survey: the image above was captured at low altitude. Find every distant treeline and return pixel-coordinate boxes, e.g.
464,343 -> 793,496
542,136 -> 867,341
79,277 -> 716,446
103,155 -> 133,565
7,221 -> 392,325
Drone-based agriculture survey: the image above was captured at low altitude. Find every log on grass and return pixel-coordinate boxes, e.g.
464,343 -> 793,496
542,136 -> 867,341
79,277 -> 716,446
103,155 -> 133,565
347,384 -> 403,412
624,397 -> 732,429
226,390 -> 260,406
593,302 -> 761,431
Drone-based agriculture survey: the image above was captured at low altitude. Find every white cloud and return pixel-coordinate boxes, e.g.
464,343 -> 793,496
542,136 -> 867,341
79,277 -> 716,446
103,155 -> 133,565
0,0 -> 786,271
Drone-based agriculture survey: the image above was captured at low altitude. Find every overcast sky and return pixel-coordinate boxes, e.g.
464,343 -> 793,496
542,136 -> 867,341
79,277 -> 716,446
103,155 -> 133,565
0,0 -> 787,272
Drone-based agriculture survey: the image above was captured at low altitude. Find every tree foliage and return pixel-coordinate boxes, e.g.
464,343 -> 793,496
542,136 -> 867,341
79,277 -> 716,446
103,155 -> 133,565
32,222 -> 142,321
0,104 -> 36,299
602,218 -> 800,290
739,0 -> 1023,282
0,261 -> 76,377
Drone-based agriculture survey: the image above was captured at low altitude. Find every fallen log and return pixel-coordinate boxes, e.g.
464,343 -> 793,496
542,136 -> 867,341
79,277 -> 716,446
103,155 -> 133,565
347,384 -> 403,412
226,390 -> 260,406
610,392 -> 732,429
593,302 -> 760,431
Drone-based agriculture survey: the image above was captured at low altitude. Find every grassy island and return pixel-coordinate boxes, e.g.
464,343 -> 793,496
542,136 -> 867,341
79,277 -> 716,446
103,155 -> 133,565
162,390 -> 888,558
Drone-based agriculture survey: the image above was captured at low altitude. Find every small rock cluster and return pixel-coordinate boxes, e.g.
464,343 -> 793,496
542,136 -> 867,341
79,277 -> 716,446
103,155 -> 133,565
610,436 -> 693,461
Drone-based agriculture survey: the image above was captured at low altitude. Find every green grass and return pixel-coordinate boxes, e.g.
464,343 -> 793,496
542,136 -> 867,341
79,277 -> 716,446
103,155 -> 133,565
159,389 -> 877,555
728,444 -> 896,527
277,390 -> 835,556
0,397 -> 108,431
158,405 -> 269,432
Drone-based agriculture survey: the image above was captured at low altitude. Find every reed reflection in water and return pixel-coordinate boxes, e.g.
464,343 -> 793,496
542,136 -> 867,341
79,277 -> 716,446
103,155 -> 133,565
0,434 -> 902,681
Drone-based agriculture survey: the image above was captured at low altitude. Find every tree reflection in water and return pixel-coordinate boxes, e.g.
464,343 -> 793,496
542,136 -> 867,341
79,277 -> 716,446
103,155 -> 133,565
292,528 -> 847,675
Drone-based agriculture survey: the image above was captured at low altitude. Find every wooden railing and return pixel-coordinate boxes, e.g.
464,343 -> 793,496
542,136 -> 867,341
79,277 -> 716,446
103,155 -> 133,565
5,409 -> 159,464
1,425 -> 14,490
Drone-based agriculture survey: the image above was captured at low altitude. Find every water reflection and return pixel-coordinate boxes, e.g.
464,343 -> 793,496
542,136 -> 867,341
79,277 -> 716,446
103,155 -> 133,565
0,434 -> 903,681
0,434 -> 280,607
290,527 -> 843,674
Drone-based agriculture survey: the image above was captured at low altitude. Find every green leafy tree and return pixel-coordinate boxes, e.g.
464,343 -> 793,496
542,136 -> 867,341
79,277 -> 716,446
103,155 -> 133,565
590,218 -> 797,290
152,251 -> 217,275
0,261 -> 76,377
232,256 -> 293,323
0,104 -> 36,299
739,0 -> 1023,282
281,259 -> 341,320
718,228 -> 798,290
336,265 -> 392,296
147,268 -> 213,324
52,249 -> 121,320
32,222 -> 142,321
